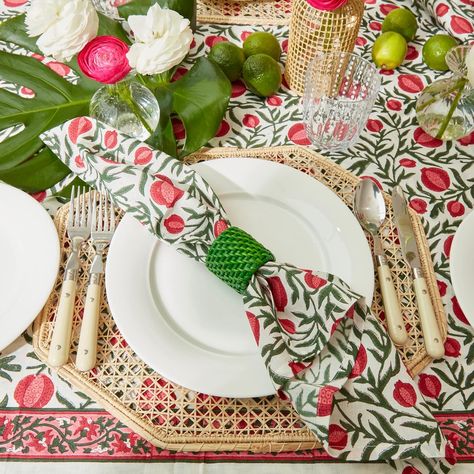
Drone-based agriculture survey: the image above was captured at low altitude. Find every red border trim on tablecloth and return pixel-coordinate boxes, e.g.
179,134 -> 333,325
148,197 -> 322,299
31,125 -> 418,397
0,409 -> 473,462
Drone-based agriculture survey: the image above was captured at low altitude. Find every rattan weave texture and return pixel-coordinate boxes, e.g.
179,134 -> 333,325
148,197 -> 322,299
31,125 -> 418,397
33,146 -> 446,453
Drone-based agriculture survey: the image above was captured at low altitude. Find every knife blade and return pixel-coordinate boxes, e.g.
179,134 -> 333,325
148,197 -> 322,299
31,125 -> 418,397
392,186 -> 444,359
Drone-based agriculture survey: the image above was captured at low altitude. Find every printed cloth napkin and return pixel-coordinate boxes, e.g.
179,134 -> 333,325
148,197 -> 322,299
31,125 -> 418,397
42,118 -> 452,473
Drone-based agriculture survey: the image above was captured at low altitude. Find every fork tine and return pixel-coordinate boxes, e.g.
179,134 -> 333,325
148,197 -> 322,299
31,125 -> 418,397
80,187 -> 86,226
68,186 -> 75,227
98,191 -> 103,232
91,191 -> 97,232
74,187 -> 81,227
109,195 -> 115,232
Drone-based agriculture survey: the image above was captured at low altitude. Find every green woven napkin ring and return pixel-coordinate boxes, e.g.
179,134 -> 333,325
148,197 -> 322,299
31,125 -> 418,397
206,226 -> 275,294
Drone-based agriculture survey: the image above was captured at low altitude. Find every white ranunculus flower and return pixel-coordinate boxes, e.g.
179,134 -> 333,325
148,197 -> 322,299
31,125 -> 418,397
126,4 -> 193,75
25,0 -> 99,62
466,45 -> 474,88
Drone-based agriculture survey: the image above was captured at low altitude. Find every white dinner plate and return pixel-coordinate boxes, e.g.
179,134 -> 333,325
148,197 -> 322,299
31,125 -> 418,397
106,158 -> 374,397
0,183 -> 60,351
450,210 -> 474,328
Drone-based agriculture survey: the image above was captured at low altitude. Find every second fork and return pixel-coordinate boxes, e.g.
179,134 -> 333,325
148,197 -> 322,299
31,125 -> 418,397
76,191 -> 115,372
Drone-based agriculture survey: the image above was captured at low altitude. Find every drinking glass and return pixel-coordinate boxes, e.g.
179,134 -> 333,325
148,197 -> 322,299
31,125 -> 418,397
303,51 -> 381,152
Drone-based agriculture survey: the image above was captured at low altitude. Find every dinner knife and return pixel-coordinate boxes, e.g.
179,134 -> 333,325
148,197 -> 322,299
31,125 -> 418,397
392,186 -> 444,359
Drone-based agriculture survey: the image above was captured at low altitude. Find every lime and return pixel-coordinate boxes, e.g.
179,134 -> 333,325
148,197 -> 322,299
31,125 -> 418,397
372,32 -> 407,70
242,53 -> 282,97
422,34 -> 459,71
243,32 -> 281,61
208,42 -> 245,82
382,7 -> 418,41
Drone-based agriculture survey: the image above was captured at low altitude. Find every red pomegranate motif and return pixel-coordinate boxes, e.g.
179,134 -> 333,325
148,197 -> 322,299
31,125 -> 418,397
134,146 -> 153,165
437,280 -> 447,297
380,4 -> 398,15
243,114 -> 260,128
163,214 -> 185,234
414,128 -> 443,148
328,424 -> 348,450
444,234 -> 453,257
104,130 -> 118,149
288,361 -> 311,376
399,158 -> 416,168
444,337 -> 461,357
231,80 -> 246,98
398,74 -> 424,93
279,318 -> 296,334
172,118 -> 186,140
316,385 -> 338,417
216,120 -> 230,137
418,374 -> 441,398
348,345 -> 367,379
267,276 -> 288,312
68,117 -> 92,144
150,177 -> 184,208
409,198 -> 427,214
386,99 -> 402,111
447,201 -> 465,217
46,61 -> 71,77
421,167 -> 450,191
14,374 -> 54,408
435,3 -> 449,16
366,119 -> 384,133
288,123 -> 311,145
304,272 -> 327,289
402,467 -> 422,474
267,95 -> 282,106
246,312 -> 260,345
74,155 -> 85,169
205,36 -> 228,48
451,15 -> 473,34
452,296 -> 469,324
213,219 -> 228,237
393,380 -> 417,407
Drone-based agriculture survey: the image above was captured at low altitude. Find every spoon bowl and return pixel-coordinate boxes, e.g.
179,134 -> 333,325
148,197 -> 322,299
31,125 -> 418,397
353,179 -> 386,234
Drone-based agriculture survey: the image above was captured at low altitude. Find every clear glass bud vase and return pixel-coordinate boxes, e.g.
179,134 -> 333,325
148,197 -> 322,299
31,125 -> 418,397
90,77 -> 160,141
416,46 -> 474,141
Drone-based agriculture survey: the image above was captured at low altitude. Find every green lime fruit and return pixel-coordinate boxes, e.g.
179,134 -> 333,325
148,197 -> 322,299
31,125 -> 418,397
243,32 -> 281,61
422,34 -> 459,71
208,42 -> 246,81
382,7 -> 418,41
372,32 -> 407,70
242,53 -> 282,97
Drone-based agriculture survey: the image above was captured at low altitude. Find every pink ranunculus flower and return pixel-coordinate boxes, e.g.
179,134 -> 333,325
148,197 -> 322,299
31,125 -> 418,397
78,36 -> 131,84
307,0 -> 348,11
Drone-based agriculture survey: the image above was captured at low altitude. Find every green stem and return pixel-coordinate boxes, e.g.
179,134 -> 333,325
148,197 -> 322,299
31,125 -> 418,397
112,81 -> 154,136
435,78 -> 467,140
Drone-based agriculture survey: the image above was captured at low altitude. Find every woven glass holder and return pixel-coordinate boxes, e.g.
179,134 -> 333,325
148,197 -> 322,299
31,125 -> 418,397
284,0 -> 364,95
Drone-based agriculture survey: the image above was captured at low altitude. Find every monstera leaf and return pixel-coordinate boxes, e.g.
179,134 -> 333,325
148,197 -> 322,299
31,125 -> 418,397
0,4 -> 230,192
0,14 -> 127,192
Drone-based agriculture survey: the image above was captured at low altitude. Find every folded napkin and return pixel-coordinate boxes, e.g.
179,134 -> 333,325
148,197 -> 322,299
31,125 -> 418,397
42,118 -> 452,473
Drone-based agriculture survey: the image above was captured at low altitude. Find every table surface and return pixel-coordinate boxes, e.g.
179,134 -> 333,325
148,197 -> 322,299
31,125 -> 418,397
0,0 -> 473,472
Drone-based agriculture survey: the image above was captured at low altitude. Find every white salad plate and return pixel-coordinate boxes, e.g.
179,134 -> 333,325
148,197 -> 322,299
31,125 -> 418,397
106,158 -> 374,398
450,210 -> 474,328
0,183 -> 60,351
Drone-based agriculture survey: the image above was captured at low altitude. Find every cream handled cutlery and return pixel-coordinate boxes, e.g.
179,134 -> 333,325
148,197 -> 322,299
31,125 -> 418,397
392,186 -> 444,359
49,187 -> 91,367
76,192 -> 115,372
354,179 -> 408,346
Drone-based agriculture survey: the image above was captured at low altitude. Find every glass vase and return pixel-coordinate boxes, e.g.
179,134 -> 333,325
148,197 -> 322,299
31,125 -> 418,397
416,46 -> 474,141
90,77 -> 160,141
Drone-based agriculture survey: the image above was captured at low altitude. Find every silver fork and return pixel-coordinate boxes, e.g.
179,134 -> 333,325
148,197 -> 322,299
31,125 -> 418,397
49,187 -> 91,367
76,191 -> 115,372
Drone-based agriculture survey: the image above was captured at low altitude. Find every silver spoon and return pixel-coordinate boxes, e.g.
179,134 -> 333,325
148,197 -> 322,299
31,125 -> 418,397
354,179 -> 408,346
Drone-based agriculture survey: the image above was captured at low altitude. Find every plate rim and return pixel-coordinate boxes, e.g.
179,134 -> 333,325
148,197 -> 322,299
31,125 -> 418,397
450,210 -> 474,327
0,183 -> 60,351
106,158 -> 374,397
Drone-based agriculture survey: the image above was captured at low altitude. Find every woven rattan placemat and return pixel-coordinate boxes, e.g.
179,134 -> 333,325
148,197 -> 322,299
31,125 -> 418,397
197,0 -> 291,26
33,145 -> 446,452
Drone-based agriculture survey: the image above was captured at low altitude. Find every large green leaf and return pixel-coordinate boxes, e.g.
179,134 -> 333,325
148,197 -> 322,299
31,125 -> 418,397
0,13 -> 126,191
146,58 -> 231,158
118,0 -> 197,30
